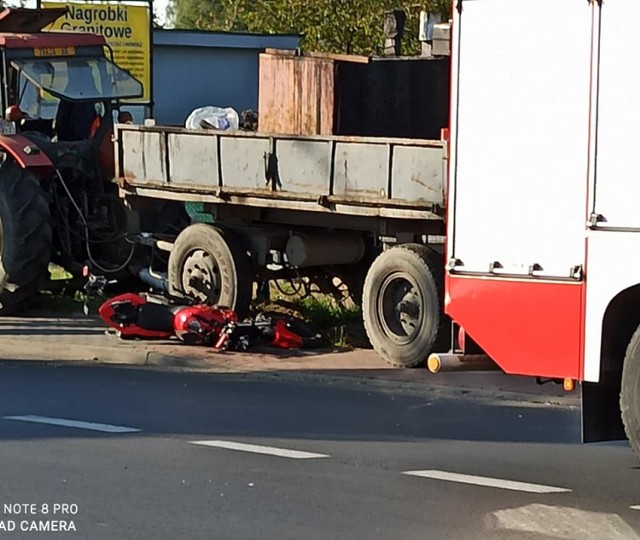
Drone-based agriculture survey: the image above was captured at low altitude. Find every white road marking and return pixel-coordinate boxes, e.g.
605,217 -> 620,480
489,504 -> 640,539
190,440 -> 329,459
403,470 -> 571,494
631,506 -> 640,511
2,415 -> 141,433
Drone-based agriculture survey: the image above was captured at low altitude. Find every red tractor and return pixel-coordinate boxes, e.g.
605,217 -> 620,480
0,8 -> 163,314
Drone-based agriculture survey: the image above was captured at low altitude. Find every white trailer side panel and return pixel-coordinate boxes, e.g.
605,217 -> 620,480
449,0 -> 592,278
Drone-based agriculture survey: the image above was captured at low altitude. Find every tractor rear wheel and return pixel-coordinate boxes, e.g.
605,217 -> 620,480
0,160 -> 52,315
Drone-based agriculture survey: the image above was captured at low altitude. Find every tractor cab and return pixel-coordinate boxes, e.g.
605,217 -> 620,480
0,8 -> 142,145
0,7 -> 146,315
8,46 -> 142,140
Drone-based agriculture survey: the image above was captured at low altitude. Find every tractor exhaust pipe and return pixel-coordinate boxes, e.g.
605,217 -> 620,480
427,353 -> 499,373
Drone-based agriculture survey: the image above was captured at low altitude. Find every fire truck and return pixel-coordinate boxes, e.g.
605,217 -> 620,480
438,0 -> 640,456
113,0 -> 640,458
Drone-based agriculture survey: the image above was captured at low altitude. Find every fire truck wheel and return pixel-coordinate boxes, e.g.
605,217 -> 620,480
0,160 -> 52,315
168,223 -> 253,317
363,244 -> 444,368
621,326 -> 640,458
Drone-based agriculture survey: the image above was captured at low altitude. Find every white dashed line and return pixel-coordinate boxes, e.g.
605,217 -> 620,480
2,415 -> 141,433
403,470 -> 571,494
631,505 -> 640,511
190,440 -> 329,459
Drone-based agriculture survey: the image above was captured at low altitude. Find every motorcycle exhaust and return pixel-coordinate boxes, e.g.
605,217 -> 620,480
138,268 -> 168,292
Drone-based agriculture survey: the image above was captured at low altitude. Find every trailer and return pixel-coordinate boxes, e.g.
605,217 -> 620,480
115,125 -> 450,367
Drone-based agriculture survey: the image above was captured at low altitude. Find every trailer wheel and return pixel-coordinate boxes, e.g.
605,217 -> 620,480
168,223 -> 253,317
0,160 -> 52,315
363,244 -> 444,368
621,326 -> 640,458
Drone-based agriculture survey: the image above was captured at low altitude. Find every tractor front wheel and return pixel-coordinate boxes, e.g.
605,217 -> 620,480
0,160 -> 52,315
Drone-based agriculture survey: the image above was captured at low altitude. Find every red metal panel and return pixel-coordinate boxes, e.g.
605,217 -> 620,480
0,134 -> 53,170
445,274 -> 584,380
0,32 -> 105,49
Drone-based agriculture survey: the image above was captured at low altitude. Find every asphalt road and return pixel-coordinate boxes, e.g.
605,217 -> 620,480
0,362 -> 638,540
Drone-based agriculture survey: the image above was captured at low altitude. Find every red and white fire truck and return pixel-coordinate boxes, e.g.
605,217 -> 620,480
112,0 -> 640,458
442,0 -> 640,455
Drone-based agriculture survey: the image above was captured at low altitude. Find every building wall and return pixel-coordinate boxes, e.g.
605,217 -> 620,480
152,46 -> 261,126
124,30 -> 300,127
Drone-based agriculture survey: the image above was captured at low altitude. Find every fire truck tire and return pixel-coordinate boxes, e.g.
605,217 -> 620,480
363,244 -> 444,368
621,326 -> 640,458
0,160 -> 52,315
168,223 -> 252,317
412,245 -> 450,353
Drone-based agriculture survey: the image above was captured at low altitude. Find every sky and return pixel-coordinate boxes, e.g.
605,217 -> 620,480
153,0 -> 170,26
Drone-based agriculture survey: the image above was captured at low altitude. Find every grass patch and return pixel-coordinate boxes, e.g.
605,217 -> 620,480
254,279 -> 368,350
298,295 -> 362,349
32,264 -> 92,315
33,290 -> 88,314
48,263 -> 73,281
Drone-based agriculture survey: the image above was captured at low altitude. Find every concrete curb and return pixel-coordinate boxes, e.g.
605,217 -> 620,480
0,316 -> 579,407
0,337 -> 580,408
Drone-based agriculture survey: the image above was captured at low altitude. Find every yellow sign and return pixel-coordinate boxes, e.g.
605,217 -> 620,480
43,2 -> 150,103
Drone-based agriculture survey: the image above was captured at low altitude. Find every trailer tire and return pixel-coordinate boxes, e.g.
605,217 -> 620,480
168,224 -> 253,317
621,326 -> 640,459
363,244 -> 445,368
0,160 -> 52,315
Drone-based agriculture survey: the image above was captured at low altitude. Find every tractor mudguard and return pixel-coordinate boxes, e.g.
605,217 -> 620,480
0,134 -> 53,174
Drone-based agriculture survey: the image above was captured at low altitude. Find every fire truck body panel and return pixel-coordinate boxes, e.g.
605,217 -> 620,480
445,276 -> 585,379
590,0 -> 640,231
448,0 -> 640,407
584,233 -> 640,383
448,0 -> 592,280
583,0 -> 640,385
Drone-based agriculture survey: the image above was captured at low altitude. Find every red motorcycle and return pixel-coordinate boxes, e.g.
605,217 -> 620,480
88,275 -> 321,350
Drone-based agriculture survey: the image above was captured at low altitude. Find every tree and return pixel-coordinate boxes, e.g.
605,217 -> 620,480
171,0 -> 256,32
169,0 -> 452,56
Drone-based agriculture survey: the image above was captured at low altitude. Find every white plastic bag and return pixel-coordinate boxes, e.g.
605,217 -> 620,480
185,106 -> 239,131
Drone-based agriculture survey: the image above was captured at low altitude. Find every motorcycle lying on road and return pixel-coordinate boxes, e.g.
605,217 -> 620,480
84,273 -> 323,351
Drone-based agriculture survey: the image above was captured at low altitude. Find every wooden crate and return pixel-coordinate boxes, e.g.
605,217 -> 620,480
258,50 -> 369,136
